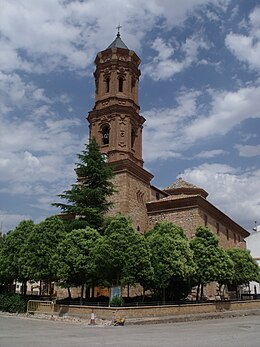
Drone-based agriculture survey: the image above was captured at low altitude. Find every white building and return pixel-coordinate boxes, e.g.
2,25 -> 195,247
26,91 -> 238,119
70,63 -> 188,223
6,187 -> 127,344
245,225 -> 260,294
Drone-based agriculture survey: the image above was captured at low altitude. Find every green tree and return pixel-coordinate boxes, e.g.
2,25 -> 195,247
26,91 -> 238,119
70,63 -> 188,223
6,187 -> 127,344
227,248 -> 260,298
146,222 -> 195,302
20,216 -> 65,297
214,248 -> 235,299
53,227 -> 102,304
53,138 -> 115,231
96,215 -> 153,295
0,220 -> 34,294
190,226 -> 234,300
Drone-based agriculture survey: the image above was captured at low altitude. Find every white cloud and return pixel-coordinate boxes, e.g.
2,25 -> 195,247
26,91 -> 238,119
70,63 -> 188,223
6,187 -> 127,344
0,0 -> 229,75
143,83 -> 260,162
225,6 -> 260,70
181,163 -> 260,230
185,84 -> 260,141
0,210 -> 31,234
235,144 -> 260,157
195,149 -> 227,158
153,0 -> 230,28
143,35 -> 210,80
143,90 -> 200,160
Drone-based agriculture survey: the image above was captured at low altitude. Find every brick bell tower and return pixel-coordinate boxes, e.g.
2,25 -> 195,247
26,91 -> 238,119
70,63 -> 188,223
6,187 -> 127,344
87,30 -> 153,231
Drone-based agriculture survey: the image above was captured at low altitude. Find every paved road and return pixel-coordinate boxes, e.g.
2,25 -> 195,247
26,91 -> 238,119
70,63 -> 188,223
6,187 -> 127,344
0,314 -> 260,347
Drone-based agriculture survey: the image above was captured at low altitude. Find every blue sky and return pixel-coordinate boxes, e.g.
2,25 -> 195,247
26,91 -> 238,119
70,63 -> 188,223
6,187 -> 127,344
0,0 -> 259,233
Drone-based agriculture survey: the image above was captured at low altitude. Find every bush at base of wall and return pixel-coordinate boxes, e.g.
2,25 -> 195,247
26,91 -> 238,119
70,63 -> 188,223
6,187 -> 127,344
0,293 -> 28,313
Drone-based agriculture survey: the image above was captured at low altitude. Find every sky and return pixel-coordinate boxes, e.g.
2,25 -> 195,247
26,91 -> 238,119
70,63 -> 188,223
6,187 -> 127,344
0,0 -> 259,233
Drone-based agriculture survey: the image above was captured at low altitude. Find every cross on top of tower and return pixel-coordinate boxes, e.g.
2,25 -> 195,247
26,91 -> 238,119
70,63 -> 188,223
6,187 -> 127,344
116,24 -> 122,37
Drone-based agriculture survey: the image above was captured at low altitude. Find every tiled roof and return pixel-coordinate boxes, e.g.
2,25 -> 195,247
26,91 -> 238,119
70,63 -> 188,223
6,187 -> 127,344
164,177 -> 201,190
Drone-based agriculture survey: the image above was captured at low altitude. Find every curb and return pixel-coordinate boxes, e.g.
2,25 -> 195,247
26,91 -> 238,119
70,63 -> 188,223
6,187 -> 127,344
125,309 -> 260,325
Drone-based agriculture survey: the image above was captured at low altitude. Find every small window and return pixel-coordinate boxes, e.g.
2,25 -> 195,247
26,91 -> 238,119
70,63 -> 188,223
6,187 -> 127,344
226,228 -> 229,240
105,78 -> 110,93
131,128 -> 136,148
234,233 -> 237,243
118,78 -> 123,92
238,235 -> 241,243
131,78 -> 136,91
102,125 -> 109,145
216,222 -> 220,235
137,225 -> 140,232
204,215 -> 208,227
156,192 -> 160,200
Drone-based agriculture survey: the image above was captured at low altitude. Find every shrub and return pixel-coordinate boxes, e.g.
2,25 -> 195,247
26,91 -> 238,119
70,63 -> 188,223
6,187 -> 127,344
110,296 -> 124,307
0,293 -> 28,313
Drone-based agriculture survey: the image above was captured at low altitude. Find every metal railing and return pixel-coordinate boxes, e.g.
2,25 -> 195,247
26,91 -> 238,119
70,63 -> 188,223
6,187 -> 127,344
27,300 -> 54,315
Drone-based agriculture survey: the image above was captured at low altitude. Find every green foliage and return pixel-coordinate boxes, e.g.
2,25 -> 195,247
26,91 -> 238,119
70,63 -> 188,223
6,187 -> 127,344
96,215 -> 153,288
0,293 -> 28,313
214,248 -> 235,286
53,227 -> 102,289
110,296 -> 125,307
146,222 -> 187,240
190,227 -> 223,285
146,222 -> 195,295
190,226 -> 237,300
0,220 -> 34,287
227,248 -> 260,285
19,216 -> 65,284
53,138 -> 115,230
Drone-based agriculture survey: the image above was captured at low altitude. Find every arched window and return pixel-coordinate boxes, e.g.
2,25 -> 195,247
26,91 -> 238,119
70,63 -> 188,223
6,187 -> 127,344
131,128 -> 136,148
131,78 -> 135,91
105,78 -> 110,93
102,125 -> 110,145
118,78 -> 123,92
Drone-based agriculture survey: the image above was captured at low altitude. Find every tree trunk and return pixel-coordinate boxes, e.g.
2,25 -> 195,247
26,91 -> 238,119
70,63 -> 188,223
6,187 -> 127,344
49,280 -> 52,301
22,280 -> 27,296
127,284 -> 130,298
200,283 -> 204,301
80,284 -> 84,305
91,286 -> 95,299
142,287 -> 145,302
85,287 -> 90,301
68,287 -> 72,301
162,287 -> 166,304
39,281 -> 42,296
235,285 -> 239,300
196,284 -> 200,301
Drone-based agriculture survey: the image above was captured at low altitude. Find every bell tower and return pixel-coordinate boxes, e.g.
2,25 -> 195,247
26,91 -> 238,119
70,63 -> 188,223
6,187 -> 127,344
87,31 -> 153,232
88,31 -> 144,167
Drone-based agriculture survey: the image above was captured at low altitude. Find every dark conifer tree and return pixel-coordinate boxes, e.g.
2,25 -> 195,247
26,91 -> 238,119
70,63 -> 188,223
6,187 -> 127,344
53,138 -> 115,230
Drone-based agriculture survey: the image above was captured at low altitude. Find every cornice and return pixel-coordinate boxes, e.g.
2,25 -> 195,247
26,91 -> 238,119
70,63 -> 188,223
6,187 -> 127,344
109,159 -> 154,185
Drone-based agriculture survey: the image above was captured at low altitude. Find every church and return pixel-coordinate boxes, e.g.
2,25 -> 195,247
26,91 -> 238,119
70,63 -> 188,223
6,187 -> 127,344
87,31 -> 249,250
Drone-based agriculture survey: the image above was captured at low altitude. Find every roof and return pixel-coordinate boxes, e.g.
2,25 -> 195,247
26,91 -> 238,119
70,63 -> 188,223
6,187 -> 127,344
165,177 -> 201,190
164,177 -> 208,199
107,33 -> 128,50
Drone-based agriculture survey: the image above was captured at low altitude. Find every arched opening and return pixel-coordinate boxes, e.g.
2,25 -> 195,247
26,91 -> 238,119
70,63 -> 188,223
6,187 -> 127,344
131,128 -> 136,148
118,78 -> 123,92
102,125 -> 110,145
105,78 -> 110,93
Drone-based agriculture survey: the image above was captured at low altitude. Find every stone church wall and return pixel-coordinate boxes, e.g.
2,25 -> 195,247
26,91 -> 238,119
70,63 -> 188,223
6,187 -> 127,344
107,172 -> 150,232
147,207 -> 201,238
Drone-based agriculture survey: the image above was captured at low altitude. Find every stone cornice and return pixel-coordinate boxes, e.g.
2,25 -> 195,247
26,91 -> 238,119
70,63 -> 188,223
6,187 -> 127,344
88,104 -> 144,123
109,159 -> 154,185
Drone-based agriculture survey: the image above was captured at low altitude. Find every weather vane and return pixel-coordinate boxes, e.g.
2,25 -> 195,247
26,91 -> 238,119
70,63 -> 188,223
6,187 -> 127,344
116,24 -> 122,37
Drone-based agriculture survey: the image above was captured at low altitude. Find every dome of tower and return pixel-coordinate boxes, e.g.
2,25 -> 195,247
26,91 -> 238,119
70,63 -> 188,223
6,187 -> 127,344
106,32 -> 128,49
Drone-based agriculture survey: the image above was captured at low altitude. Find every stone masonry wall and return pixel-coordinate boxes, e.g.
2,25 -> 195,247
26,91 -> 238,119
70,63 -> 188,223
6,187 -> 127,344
107,172 -> 151,232
148,207 -> 246,249
148,207 -> 200,239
